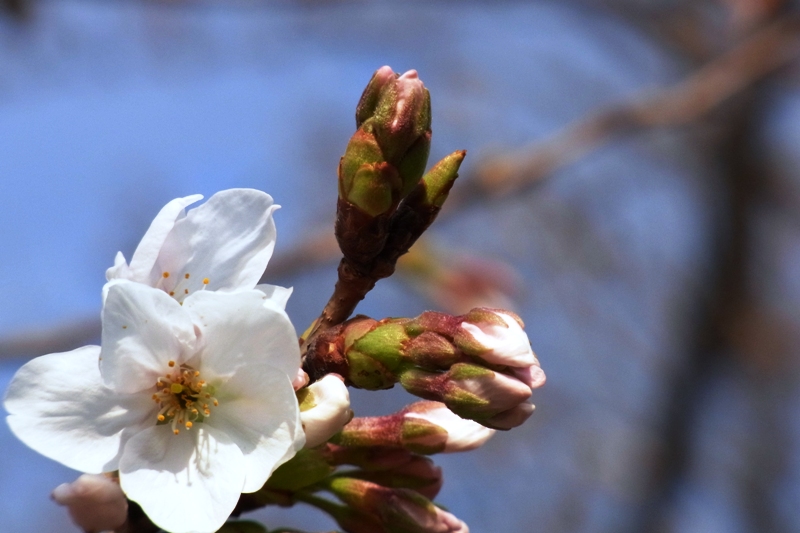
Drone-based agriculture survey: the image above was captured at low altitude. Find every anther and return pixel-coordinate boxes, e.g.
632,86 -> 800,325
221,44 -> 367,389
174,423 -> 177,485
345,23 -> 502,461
168,361 -> 175,367
203,278 -> 209,285
184,273 -> 190,279
184,289 -> 189,294
185,421 -> 193,429
157,414 -> 165,422
163,272 -> 170,278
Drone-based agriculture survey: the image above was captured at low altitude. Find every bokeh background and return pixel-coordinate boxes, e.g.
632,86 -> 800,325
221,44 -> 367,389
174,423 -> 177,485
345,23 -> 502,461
2,0 -> 800,531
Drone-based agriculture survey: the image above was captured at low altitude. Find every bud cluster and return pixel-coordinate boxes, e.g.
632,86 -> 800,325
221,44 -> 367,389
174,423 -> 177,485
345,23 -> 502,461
255,406 -> 481,533
307,308 -> 545,429
337,66 -> 463,272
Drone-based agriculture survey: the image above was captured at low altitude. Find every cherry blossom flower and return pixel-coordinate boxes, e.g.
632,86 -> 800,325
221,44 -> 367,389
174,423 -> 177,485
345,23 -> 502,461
106,188 -> 292,308
5,282 -> 304,533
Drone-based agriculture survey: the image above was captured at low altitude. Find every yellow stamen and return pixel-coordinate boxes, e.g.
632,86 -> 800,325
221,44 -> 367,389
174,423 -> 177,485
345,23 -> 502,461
184,273 -> 190,279
203,278 -> 209,285
168,360 -> 175,367
163,272 -> 170,278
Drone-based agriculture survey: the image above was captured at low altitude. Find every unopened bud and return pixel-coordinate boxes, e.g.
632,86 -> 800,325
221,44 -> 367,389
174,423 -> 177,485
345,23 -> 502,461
404,401 -> 495,452
484,402 -> 535,430
298,374 -> 353,448
418,150 -> 465,209
456,309 -> 537,368
400,363 -> 531,424
370,69 -> 431,166
323,443 -> 416,471
349,455 -> 443,500
332,410 -> 448,455
52,474 -> 128,533
356,66 -> 397,127
327,478 -> 468,533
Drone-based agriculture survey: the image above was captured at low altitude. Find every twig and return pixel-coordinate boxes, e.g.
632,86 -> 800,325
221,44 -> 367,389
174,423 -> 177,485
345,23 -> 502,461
465,14 -> 800,198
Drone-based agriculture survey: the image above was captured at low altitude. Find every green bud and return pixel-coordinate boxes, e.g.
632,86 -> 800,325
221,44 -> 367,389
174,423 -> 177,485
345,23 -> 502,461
396,132 -> 432,198
418,150 -> 465,208
405,331 -> 459,370
338,128 -> 385,200
346,350 -> 396,390
356,66 -> 397,128
352,322 -> 409,372
264,448 -> 335,492
345,162 -> 401,217
343,316 -> 379,351
399,417 -> 448,455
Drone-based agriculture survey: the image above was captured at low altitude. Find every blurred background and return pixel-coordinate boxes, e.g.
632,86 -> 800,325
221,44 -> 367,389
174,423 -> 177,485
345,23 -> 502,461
2,0 -> 800,531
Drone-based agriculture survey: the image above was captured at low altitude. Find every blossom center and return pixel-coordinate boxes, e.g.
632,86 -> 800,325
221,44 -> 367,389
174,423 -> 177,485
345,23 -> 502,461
152,361 -> 219,435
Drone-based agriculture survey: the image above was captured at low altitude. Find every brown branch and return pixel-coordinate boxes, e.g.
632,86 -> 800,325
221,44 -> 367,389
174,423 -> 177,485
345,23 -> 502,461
465,14 -> 800,198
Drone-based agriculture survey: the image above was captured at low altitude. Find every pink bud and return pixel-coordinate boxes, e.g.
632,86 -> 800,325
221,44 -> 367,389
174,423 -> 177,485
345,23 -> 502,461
452,368 -> 532,413
52,474 -> 128,533
460,310 -> 536,367
511,364 -> 546,389
485,402 -> 535,430
393,493 -> 470,533
405,401 -> 495,452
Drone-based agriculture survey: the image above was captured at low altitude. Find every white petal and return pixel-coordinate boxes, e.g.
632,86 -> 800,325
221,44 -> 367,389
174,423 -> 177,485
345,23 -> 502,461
105,251 -> 132,282
254,283 -> 293,310
4,346 -> 154,473
207,364 -> 304,493
405,404 -> 494,453
154,189 -> 279,295
119,425 -> 245,533
101,282 -> 197,394
461,312 -> 536,367
125,195 -> 204,285
183,289 -> 300,381
300,374 -> 352,448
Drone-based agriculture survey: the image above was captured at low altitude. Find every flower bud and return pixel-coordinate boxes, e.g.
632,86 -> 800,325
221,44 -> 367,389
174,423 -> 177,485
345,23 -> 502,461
327,478 -> 468,533
404,401 -> 495,452
347,455 -> 443,500
332,410 -> 448,455
298,374 -> 353,448
483,402 -> 535,430
456,309 -> 535,367
400,363 -> 532,425
369,69 -> 431,168
356,65 -> 397,128
52,474 -> 128,533
323,443 -> 416,471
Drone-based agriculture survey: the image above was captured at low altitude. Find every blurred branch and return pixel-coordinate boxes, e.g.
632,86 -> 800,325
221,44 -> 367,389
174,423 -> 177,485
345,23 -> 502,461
0,317 -> 100,360
2,14 -> 799,362
466,13 -> 800,198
